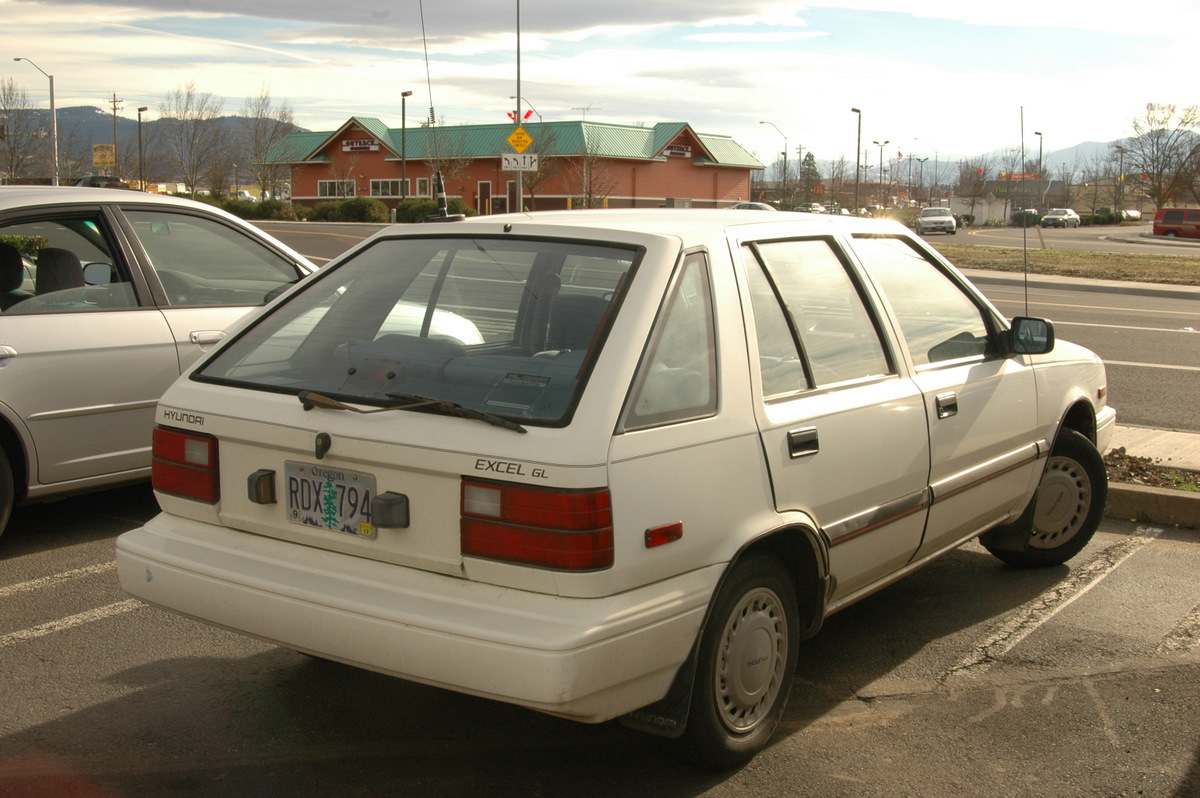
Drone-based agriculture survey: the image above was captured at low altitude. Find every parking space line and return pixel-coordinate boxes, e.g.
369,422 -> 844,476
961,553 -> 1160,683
0,599 -> 144,649
0,561 -> 116,599
943,526 -> 1164,680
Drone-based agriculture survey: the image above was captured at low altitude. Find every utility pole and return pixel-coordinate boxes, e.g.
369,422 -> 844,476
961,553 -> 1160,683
110,93 -> 123,177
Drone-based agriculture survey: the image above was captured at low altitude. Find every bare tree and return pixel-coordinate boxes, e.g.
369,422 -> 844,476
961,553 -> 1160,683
0,77 -> 41,182
955,156 -> 993,220
1115,103 -> 1200,209
826,155 -> 850,209
158,81 -> 226,197
326,150 -> 364,198
242,86 -> 294,199
567,142 -> 618,209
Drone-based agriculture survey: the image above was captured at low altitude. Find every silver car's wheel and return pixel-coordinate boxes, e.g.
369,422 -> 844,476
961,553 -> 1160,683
674,553 -> 799,769
0,449 -> 13,538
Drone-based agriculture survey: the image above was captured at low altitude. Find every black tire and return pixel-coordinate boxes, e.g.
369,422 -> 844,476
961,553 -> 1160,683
0,448 -> 13,539
984,429 -> 1107,567
673,553 -> 799,769
1165,230 -> 1179,237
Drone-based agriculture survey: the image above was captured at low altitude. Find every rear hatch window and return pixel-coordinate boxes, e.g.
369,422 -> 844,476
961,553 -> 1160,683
195,235 -> 640,426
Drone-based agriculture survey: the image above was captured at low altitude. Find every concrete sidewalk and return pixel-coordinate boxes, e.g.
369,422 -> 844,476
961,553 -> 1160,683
1106,425 -> 1200,529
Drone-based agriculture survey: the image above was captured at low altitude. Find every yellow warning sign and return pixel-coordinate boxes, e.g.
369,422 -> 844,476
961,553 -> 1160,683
507,126 -> 533,154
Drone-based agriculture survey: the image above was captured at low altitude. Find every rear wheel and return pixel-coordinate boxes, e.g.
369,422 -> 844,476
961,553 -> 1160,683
0,449 -> 13,539
673,553 -> 799,769
984,429 -> 1106,567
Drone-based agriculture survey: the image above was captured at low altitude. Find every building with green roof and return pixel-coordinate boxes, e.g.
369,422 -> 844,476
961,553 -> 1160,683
265,116 -> 764,213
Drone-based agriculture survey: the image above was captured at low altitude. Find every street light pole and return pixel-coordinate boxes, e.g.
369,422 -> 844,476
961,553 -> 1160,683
760,120 -> 787,207
1034,130 -> 1044,210
915,157 -> 928,204
401,90 -> 413,200
873,139 -> 889,207
137,106 -> 148,191
13,57 -> 58,186
851,108 -> 861,211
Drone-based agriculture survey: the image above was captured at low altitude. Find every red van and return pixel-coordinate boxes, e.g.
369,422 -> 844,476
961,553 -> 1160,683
1153,207 -> 1200,238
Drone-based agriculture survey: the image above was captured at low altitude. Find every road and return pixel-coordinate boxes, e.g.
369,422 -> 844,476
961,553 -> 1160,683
961,220 -> 1200,258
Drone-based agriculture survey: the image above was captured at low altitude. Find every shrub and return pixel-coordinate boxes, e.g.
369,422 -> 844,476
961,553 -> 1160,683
339,197 -> 390,223
0,233 -> 48,256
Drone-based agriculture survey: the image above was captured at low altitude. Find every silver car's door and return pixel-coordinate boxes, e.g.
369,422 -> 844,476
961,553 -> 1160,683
852,235 -> 1041,560
0,211 -> 178,486
118,207 -> 308,370
742,239 -> 930,604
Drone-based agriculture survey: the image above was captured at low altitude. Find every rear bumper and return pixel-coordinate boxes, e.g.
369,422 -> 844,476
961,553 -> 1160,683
116,513 -> 716,723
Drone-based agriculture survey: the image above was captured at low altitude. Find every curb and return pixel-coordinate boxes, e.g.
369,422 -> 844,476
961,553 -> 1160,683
1105,483 -> 1200,530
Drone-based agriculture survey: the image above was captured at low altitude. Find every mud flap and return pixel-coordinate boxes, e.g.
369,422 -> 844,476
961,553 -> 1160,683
618,643 -> 698,739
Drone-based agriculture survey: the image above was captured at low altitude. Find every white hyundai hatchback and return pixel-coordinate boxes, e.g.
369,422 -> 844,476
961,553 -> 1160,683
117,209 -> 1114,768
0,187 -> 314,538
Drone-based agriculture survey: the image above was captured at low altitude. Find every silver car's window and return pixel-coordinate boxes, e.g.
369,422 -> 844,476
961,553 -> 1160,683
122,209 -> 301,308
853,235 -> 993,368
197,236 -> 639,427
746,239 -> 891,391
621,252 -> 717,430
0,215 -> 138,314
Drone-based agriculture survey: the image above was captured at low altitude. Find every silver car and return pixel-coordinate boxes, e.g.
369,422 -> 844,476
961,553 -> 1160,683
0,187 -> 314,538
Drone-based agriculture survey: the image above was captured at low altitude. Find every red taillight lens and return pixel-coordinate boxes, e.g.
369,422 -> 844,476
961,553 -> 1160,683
460,479 -> 613,570
152,426 -> 220,504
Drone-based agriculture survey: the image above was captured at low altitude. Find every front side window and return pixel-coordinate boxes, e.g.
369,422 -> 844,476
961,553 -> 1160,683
0,214 -> 138,314
123,209 -> 303,308
745,239 -> 891,393
853,236 -> 993,368
198,236 -> 640,426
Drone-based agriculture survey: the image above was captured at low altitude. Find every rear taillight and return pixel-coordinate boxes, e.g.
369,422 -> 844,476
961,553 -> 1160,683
460,479 -> 613,570
152,426 -> 220,504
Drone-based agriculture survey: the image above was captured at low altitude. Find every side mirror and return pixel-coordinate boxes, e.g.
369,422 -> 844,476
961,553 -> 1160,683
83,262 -> 113,286
1007,316 -> 1055,355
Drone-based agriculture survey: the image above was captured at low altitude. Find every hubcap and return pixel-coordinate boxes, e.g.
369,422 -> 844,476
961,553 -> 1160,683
714,587 -> 787,733
1030,455 -> 1092,549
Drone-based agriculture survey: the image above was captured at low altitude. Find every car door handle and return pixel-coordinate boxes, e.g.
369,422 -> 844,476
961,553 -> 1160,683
936,392 -> 958,419
0,346 -> 16,362
190,331 -> 226,345
787,427 -> 819,458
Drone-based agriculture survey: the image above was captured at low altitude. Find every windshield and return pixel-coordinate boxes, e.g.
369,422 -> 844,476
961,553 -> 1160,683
195,235 -> 640,426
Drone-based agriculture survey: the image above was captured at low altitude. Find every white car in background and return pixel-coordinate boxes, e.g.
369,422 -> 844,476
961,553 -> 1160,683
0,187 -> 314,538
1042,208 -> 1082,228
915,206 -> 957,234
117,209 -> 1113,769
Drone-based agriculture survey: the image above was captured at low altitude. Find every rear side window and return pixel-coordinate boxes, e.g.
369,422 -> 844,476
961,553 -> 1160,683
197,235 -> 639,426
1162,210 -> 1184,223
123,209 -> 302,307
744,239 -> 891,396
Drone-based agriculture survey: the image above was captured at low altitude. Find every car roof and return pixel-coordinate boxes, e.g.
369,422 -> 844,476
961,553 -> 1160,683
0,185 -> 224,212
412,208 -> 911,241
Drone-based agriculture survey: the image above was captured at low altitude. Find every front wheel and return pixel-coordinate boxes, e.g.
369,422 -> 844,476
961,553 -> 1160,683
0,448 -> 13,539
672,553 -> 799,769
984,429 -> 1107,567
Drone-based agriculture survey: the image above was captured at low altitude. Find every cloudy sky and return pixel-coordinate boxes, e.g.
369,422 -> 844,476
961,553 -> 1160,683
4,0 -> 1196,176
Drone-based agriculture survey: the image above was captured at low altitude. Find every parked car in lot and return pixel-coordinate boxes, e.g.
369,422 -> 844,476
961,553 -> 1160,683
0,186 -> 314,538
915,206 -> 957,234
1153,207 -> 1200,238
729,202 -> 777,211
796,202 -> 827,213
117,209 -> 1113,768
1041,208 -> 1081,228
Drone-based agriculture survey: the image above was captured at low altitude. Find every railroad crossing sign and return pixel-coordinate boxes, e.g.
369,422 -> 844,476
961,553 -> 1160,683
507,126 -> 533,153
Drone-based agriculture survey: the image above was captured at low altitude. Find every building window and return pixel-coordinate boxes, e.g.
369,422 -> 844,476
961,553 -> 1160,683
416,178 -> 430,197
371,180 -> 408,198
318,180 -> 355,198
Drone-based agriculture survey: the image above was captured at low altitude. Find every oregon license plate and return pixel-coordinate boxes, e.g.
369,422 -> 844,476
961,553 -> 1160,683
285,461 -> 376,538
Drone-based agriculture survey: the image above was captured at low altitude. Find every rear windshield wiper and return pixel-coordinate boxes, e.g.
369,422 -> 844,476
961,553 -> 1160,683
298,390 -> 526,433
387,392 -> 527,433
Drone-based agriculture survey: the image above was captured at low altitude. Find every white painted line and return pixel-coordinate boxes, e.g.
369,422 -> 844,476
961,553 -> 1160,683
945,526 -> 1164,680
0,599 -> 144,649
0,561 -> 116,599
